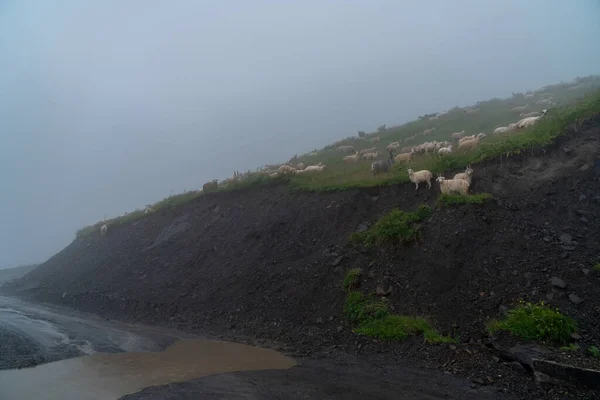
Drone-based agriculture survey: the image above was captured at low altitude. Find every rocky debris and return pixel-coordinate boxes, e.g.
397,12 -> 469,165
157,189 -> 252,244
375,285 -> 392,296
550,277 -> 566,289
569,294 -> 584,305
559,233 -> 572,245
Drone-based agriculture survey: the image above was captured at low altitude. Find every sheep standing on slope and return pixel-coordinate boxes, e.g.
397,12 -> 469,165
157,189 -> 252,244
394,149 -> 414,163
100,224 -> 108,236
438,144 -> 453,155
436,175 -> 470,195
453,165 -> 474,184
302,164 -> 327,173
457,136 -> 480,153
363,151 -> 380,161
343,151 -> 361,163
407,169 -> 433,190
493,126 -> 510,134
371,151 -> 395,175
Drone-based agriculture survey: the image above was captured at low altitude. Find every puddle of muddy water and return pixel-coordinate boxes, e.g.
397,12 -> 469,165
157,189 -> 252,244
0,339 -> 296,400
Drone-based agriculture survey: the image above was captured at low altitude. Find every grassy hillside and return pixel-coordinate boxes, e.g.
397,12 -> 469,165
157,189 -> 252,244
76,75 -> 600,238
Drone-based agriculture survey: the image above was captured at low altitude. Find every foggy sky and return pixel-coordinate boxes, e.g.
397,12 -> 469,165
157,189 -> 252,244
1,0 -> 599,269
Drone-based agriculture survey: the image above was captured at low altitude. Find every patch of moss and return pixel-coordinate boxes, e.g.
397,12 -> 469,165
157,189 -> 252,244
488,301 -> 576,345
342,268 -> 362,292
436,192 -> 492,207
350,205 -> 432,247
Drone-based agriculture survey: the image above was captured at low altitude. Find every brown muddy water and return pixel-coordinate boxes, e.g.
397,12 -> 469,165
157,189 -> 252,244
0,338 -> 296,400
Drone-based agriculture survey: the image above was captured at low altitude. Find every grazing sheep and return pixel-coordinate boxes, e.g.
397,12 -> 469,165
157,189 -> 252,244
438,144 -> 453,155
269,172 -> 279,178
371,151 -> 395,175
144,207 -> 154,214
423,128 -> 436,135
203,179 -> 219,191
536,98 -> 554,105
369,136 -> 381,143
493,126 -> 510,134
457,136 -> 480,153
401,146 -> 415,153
436,175 -> 470,195
336,145 -> 355,153
524,93 -> 535,98
451,130 -> 466,140
516,116 -> 542,129
508,122 -> 518,131
359,147 -> 377,155
458,135 -> 476,143
520,111 -> 542,118
394,150 -> 414,163
278,164 -> 296,175
511,105 -> 528,112
100,224 -> 108,236
363,151 -> 380,161
303,164 -> 327,173
343,151 -> 361,163
386,142 -> 401,151
453,165 -> 474,184
308,152 -> 318,157
295,162 -> 306,170
407,169 -> 433,190
476,133 -> 486,139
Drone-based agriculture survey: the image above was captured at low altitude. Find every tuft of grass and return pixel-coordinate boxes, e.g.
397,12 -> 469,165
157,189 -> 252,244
437,192 -> 492,207
488,301 -> 576,345
560,343 -> 580,352
343,291 -> 455,343
588,345 -> 600,358
592,263 -> 600,273
350,205 -> 432,247
342,268 -> 362,292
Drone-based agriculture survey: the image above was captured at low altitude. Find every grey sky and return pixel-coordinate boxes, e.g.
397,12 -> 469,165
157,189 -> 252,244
1,0 -> 599,268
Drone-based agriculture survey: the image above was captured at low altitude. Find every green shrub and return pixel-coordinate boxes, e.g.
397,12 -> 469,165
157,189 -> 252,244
588,345 -> 600,358
350,205 -> 432,247
437,192 -> 492,207
488,301 -> 576,345
342,268 -> 362,292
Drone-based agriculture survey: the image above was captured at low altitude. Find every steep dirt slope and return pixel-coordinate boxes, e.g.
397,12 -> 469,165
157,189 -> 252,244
4,115 -> 600,398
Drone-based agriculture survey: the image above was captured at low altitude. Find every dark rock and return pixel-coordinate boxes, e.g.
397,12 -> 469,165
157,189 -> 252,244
582,268 -> 590,276
375,285 -> 392,296
561,245 -> 576,251
550,277 -> 567,289
569,294 -> 584,305
533,358 -> 600,390
561,252 -> 569,259
543,237 -> 551,243
579,194 -> 587,201
571,332 -> 581,340
559,233 -> 572,244
356,223 -> 368,233
331,256 -> 344,267
580,217 -> 589,223
579,163 -> 591,171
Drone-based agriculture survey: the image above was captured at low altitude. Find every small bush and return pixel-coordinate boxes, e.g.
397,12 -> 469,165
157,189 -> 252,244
592,263 -> 600,273
343,292 -> 389,323
488,302 -> 576,345
350,205 -> 432,247
342,268 -> 362,292
437,192 -> 492,207
588,345 -> 600,358
355,315 -> 456,343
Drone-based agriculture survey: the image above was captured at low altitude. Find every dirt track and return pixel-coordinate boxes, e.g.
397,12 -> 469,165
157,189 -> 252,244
3,114 -> 600,398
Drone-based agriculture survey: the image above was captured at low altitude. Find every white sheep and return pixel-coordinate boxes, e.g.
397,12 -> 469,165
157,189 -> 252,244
303,164 -> 327,173
386,142 -> 401,151
100,224 -> 108,236
278,164 -> 296,175
343,151 -> 361,163
457,136 -> 480,153
422,127 -> 436,135
363,151 -> 380,161
369,136 -> 381,143
493,126 -> 510,134
436,175 -> 470,195
144,207 -> 154,214
336,145 -> 355,153
394,150 -> 414,163
438,144 -> 453,155
453,165 -> 474,185
407,169 -> 433,190
359,147 -> 377,155
516,116 -> 542,129
476,133 -> 486,139
269,171 -> 279,178
458,135 -> 476,143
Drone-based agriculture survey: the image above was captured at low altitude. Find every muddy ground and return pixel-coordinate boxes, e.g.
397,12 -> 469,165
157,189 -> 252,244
4,114 -> 600,399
